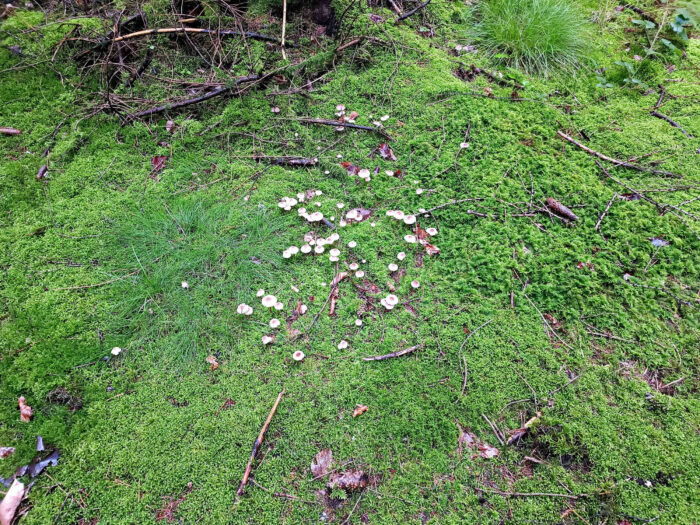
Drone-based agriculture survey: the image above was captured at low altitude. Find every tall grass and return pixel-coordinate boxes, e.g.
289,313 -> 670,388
470,0 -> 591,74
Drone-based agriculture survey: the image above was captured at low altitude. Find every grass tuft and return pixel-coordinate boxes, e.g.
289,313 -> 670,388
470,0 -> 591,74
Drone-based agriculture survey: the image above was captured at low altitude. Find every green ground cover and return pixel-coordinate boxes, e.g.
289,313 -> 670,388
1,0 -> 698,522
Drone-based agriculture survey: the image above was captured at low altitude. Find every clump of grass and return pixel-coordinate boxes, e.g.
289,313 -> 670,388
470,0 -> 590,74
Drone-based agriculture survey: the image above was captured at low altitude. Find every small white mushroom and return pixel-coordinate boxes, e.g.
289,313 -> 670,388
349,263 -> 359,271
404,215 -> 416,225
300,304 -> 308,314
397,252 -> 406,261
262,295 -> 278,308
348,241 -> 357,248
411,280 -> 420,289
355,319 -> 363,327
426,227 -> 438,236
355,270 -> 365,278
292,350 -> 305,361
337,202 -> 345,209
257,289 -> 265,297
416,188 -> 423,195
388,263 -> 398,272
288,246 -> 299,255
181,281 -> 189,289
269,318 -> 281,328
404,234 -> 417,244
329,255 -> 339,262
262,335 -> 274,345
111,347 -> 122,356
337,340 -> 348,350
393,210 -> 405,221
274,302 -> 284,311
386,294 -> 399,306
314,245 -> 325,254
301,244 -> 312,254
330,248 -> 341,257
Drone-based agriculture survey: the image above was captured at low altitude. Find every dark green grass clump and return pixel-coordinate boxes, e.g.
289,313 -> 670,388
470,0 -> 590,74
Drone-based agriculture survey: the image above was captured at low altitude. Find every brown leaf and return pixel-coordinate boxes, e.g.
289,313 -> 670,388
165,120 -> 176,134
0,127 -> 22,136
152,155 -> 169,172
415,224 -> 440,256
379,143 -> 397,161
340,161 -> 361,175
18,397 -> 32,422
0,447 -> 15,459
352,404 -> 368,417
205,355 -> 219,371
329,272 -> 348,317
331,272 -> 349,288
36,165 -> 48,181
456,421 -> 499,459
311,449 -> 334,478
156,483 -> 193,522
327,469 -> 369,492
0,479 -> 25,525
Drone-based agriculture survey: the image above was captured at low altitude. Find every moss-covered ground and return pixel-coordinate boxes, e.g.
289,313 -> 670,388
1,0 -> 699,522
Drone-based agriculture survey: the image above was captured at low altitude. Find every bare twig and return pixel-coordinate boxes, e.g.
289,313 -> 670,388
236,389 -> 285,498
362,344 -> 421,361
477,486 -> 580,500
481,413 -> 505,446
557,131 -> 682,178
595,193 -> 617,235
650,111 -> 693,138
291,118 -> 394,140
396,0 -> 431,22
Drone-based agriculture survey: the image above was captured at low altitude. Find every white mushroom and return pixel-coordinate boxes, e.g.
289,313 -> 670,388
274,302 -> 284,311
262,295 -> 278,308
314,245 -> 325,254
330,249 -> 340,257
288,246 -> 299,255
426,227 -> 438,236
386,294 -> 399,306
181,281 -> 189,289
301,244 -> 312,254
403,215 -> 416,225
388,263 -> 398,272
349,263 -> 359,271
348,241 -> 357,248
257,289 -> 265,297
111,347 -> 122,356
355,270 -> 365,278
355,319 -> 363,327
338,340 -> 348,350
411,280 -> 420,289
292,350 -> 305,361
397,252 -> 406,261
269,318 -> 281,328
404,234 -> 417,244
262,335 -> 274,345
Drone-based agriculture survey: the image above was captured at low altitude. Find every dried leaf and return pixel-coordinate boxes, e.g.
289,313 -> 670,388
311,449 -> 334,478
331,272 -> 348,288
415,225 -> 440,256
152,155 -> 169,172
327,469 -> 369,492
206,355 -> 219,371
0,448 -> 15,459
165,120 -> 176,134
352,404 -> 368,417
0,479 -> 25,525
36,165 -> 48,181
456,421 -> 500,459
340,161 -> 361,175
545,198 -> 579,221
18,397 -> 32,423
369,13 -> 383,23
379,143 -> 397,161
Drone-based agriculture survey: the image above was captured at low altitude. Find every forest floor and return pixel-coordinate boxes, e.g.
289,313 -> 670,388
1,0 -> 699,523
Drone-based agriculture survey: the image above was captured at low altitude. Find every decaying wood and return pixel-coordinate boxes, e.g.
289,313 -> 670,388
293,118 -> 393,141
396,0 -> 431,21
255,156 -> 318,167
544,198 -> 579,222
236,389 -> 285,498
650,111 -> 693,138
0,127 -> 21,135
556,131 -> 681,178
127,74 -> 260,120
362,344 -> 421,361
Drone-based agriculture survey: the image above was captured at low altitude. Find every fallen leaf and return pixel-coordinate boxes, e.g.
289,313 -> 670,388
152,155 -> 169,172
327,469 -> 369,492
0,448 -> 15,459
340,161 -> 361,175
329,272 -> 349,317
165,120 -> 176,134
18,397 -> 32,423
456,421 -> 500,459
311,449 -> 334,478
206,355 -> 219,371
369,14 -> 383,23
156,482 -> 193,522
0,479 -> 25,525
379,143 -> 397,161
352,404 -> 368,417
36,165 -> 48,181
415,225 -> 440,256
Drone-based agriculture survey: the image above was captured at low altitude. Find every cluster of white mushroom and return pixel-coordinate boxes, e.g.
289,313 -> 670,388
386,209 -> 417,225
380,294 -> 399,310
278,196 -> 298,211
236,303 -> 254,315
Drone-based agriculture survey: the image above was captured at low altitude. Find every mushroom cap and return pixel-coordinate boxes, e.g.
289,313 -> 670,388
314,245 -> 325,254
330,249 -> 340,257
300,304 -> 308,314
355,270 -> 365,278
262,335 -> 274,345
338,340 -> 348,350
339,220 -> 347,227
244,306 -> 254,315
348,241 -> 357,248
358,168 -> 370,179
256,289 -> 265,297
301,244 -> 312,254
403,215 -> 416,225
388,263 -> 398,272
393,210 -> 405,220
416,188 -> 423,195
329,256 -> 339,262
411,280 -> 421,289
386,294 -> 399,306
236,303 -> 250,314
404,234 -> 417,243
283,250 -> 292,259
337,202 -> 345,209
262,295 -> 278,307
288,246 -> 299,255
397,252 -> 406,260
349,263 -> 359,271
426,227 -> 438,236
269,318 -> 281,328
292,350 -> 305,361
181,281 -> 189,289
111,347 -> 122,356
355,319 -> 363,326
274,302 -> 284,310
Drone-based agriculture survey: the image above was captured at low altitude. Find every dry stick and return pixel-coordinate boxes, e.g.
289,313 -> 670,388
595,193 -> 617,234
292,118 -> 394,141
105,27 -> 287,46
281,0 -> 287,60
362,344 -> 421,361
556,130 -> 681,178
458,319 -> 493,395
522,292 -> 574,351
236,389 -> 285,498
650,110 -> 693,138
396,0 -> 431,22
477,486 -> 580,500
481,413 -> 505,446
127,74 -> 260,120
248,479 -> 315,505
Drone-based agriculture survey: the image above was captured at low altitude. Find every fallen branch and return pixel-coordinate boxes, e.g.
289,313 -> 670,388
362,344 -> 421,361
595,193 -> 617,235
476,485 -> 580,500
126,74 -> 260,120
236,389 -> 285,498
556,130 -> 682,178
292,118 -> 394,141
254,156 -> 318,167
396,0 -> 431,22
0,127 -> 21,135
650,111 -> 693,138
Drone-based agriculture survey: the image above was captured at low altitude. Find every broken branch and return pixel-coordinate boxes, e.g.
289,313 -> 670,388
236,389 -> 285,498
650,111 -> 693,138
362,344 -> 421,361
396,0 -> 431,22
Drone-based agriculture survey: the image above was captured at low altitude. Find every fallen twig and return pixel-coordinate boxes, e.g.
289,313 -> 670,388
292,118 -> 394,141
362,344 -> 421,361
249,479 -> 315,505
236,389 -> 285,498
481,413 -> 505,446
396,0 -> 431,22
476,485 -> 580,500
595,193 -> 617,236
650,111 -> 693,138
126,74 -> 260,120
557,131 -> 681,178
254,156 -> 318,167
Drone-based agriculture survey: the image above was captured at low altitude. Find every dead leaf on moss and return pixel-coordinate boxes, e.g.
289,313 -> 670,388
352,404 -> 368,417
151,155 -> 168,172
311,449 -> 334,478
456,421 -> 499,459
379,143 -> 397,161
206,355 -> 219,371
327,469 -> 368,492
18,397 -> 32,423
0,448 -> 15,459
0,479 -> 25,525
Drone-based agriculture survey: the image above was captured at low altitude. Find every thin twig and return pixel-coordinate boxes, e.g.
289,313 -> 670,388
362,344 -> 421,361
396,0 -> 431,22
236,389 -> 285,497
481,413 -> 505,446
595,193 -> 617,235
650,111 -> 693,138
476,485 -> 580,500
291,118 -> 394,140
